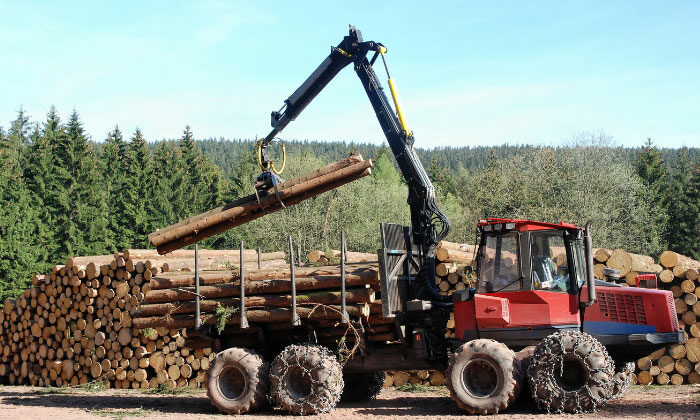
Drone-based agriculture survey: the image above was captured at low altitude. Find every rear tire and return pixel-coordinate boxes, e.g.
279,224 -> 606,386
269,344 -> 344,415
206,347 -> 268,414
446,339 -> 521,415
341,371 -> 384,402
528,331 -> 614,413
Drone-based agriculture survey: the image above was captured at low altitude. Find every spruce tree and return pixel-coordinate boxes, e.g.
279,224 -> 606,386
0,126 -> 46,301
122,128 -> 154,247
635,138 -> 670,252
24,107 -> 65,261
151,141 -> 183,228
178,126 -> 204,214
6,108 -> 31,169
100,126 -> 129,250
666,148 -> 699,257
55,110 -> 109,257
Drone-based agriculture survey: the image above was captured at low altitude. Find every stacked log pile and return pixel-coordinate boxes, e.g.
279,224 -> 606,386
0,249 -> 283,389
626,250 -> 700,385
592,248 -> 664,285
434,241 -> 476,340
148,155 -> 373,254
382,369 -> 446,388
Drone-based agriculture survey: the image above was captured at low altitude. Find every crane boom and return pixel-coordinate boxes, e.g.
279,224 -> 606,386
259,25 -> 450,302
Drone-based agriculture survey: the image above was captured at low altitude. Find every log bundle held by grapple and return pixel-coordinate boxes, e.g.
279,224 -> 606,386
148,155 -> 373,254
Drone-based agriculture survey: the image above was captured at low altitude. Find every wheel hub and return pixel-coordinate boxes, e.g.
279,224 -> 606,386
218,365 -> 249,401
285,366 -> 313,400
461,357 -> 500,398
556,357 -> 588,391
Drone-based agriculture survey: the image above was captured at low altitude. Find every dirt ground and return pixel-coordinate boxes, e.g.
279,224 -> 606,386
0,385 -> 697,420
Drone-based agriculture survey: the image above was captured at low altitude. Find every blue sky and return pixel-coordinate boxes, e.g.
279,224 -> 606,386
1,1 -> 698,148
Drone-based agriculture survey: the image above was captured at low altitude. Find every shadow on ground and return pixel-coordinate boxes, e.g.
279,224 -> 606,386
1,387 -> 698,418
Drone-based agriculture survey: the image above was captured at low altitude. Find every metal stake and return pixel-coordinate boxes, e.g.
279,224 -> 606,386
240,241 -> 249,328
289,236 -> 300,326
340,231 -> 348,323
257,246 -> 262,269
195,244 -> 200,330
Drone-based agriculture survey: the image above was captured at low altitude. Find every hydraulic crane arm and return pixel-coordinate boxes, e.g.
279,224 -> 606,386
259,25 -> 450,302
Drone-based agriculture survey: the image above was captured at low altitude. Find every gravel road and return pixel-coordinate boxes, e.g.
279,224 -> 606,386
0,384 -> 697,419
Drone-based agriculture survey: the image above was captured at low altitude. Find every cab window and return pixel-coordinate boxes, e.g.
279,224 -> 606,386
530,231 -> 572,293
477,232 -> 520,293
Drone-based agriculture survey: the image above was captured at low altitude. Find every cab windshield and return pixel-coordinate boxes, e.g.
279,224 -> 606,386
477,232 -> 520,293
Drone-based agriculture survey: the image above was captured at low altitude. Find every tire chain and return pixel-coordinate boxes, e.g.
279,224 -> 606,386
610,362 -> 634,400
269,344 -> 343,415
528,331 -> 614,414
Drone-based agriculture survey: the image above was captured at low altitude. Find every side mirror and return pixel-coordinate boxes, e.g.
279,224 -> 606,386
583,221 -> 595,304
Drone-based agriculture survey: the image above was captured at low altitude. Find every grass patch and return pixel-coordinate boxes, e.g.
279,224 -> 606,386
30,386 -> 71,394
140,384 -> 200,395
90,407 -> 158,420
395,384 -> 447,393
632,384 -> 674,391
81,380 -> 108,392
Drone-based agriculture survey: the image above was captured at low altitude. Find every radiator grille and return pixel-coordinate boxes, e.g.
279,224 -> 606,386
598,292 -> 646,324
667,293 -> 680,330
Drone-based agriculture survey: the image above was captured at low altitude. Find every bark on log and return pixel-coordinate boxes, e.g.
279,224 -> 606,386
156,167 -> 373,254
150,156 -> 372,251
435,247 -> 474,264
135,287 -> 374,316
144,272 -> 377,303
131,304 -> 370,329
306,250 -> 377,264
161,258 -> 287,273
660,251 -> 700,269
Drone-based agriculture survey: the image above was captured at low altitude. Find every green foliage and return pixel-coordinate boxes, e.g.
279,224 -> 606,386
455,132 -> 668,255
1,107 -> 699,305
215,305 -> 238,334
667,148 -> 700,258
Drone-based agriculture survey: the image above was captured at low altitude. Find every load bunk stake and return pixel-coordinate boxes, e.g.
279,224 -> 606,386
340,230 -> 349,323
239,241 -> 249,329
195,244 -> 200,330
289,236 -> 301,326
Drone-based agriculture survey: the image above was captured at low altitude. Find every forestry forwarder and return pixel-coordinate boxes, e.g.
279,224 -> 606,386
203,26 -> 685,415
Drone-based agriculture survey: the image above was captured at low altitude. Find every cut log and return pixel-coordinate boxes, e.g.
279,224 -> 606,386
658,355 -> 675,373
435,247 -> 473,264
144,273 -> 378,303
135,287 -> 374,316
149,264 -> 377,290
131,304 -> 370,329
659,270 -> 674,283
307,250 -> 377,264
150,156 -> 373,253
161,258 -> 287,273
594,249 -> 612,263
636,370 -> 653,385
660,251 -> 700,269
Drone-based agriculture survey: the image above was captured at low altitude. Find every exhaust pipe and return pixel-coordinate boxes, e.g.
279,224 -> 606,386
583,221 -> 596,305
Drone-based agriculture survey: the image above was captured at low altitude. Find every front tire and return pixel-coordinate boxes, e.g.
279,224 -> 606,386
528,331 -> 614,413
446,339 -> 521,415
269,344 -> 344,415
206,347 -> 268,414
